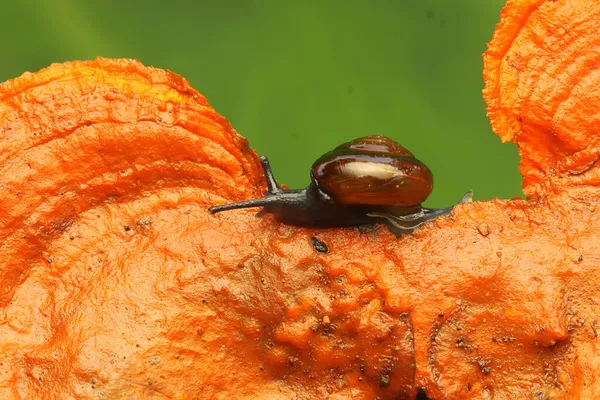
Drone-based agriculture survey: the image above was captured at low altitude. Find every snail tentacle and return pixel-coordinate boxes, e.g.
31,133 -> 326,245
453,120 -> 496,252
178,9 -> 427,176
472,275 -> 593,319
208,196 -> 283,213
209,156 -> 286,213
259,156 -> 282,194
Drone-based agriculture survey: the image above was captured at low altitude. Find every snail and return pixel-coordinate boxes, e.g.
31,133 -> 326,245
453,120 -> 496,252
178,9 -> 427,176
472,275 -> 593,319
209,135 -> 471,235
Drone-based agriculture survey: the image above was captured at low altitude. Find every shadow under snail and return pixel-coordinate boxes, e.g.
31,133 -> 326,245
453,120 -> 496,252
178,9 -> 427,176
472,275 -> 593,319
209,135 -> 471,235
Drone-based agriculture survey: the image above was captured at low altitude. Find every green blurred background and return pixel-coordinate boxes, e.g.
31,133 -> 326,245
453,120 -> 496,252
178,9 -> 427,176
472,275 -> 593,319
0,0 -> 521,206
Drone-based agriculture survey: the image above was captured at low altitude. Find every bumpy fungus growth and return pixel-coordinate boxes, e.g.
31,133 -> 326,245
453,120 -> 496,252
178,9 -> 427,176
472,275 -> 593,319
483,0 -> 600,198
0,1 -> 599,399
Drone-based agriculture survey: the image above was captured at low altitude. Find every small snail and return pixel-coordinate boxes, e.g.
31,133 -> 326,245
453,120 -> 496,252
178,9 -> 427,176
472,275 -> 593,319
209,135 -> 471,235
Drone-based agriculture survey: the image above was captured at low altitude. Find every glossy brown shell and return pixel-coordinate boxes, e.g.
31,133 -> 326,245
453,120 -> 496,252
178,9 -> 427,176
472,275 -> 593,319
311,135 -> 433,206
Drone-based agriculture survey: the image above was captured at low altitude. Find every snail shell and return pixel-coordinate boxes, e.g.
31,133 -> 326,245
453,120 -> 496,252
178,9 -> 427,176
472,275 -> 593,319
311,135 -> 433,207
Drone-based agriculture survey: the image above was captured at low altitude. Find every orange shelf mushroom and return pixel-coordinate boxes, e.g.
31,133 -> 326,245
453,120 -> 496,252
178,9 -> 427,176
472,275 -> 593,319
0,1 -> 599,399
483,0 -> 600,198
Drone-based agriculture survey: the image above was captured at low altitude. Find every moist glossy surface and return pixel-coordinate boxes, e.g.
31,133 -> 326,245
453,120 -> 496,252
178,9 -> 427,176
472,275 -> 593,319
312,151 -> 433,206
311,135 -> 433,206
342,135 -> 415,157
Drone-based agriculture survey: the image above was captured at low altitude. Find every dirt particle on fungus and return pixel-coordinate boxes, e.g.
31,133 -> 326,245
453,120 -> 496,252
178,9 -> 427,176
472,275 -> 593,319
379,374 -> 391,388
478,359 -> 491,374
137,216 -> 152,227
477,223 -> 491,236
47,258 -> 53,263
310,237 -> 329,253
288,356 -> 299,364
124,225 -> 132,231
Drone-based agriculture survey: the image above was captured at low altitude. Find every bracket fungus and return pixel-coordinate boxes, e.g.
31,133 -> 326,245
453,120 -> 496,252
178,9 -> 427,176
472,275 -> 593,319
0,1 -> 599,399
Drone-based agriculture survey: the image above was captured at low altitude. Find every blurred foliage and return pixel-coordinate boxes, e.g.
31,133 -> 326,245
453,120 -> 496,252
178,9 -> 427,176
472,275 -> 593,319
0,0 -> 520,206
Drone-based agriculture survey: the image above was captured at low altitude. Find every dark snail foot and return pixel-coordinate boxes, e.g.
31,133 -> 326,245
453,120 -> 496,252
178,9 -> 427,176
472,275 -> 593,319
367,190 -> 473,236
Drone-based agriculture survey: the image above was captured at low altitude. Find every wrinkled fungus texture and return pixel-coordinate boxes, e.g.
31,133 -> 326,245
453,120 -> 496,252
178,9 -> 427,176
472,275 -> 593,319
0,2 -> 599,399
483,0 -> 600,199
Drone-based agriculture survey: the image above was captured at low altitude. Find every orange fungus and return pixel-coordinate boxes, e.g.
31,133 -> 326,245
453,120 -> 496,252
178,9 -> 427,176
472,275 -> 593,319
0,1 -> 600,398
483,0 -> 600,198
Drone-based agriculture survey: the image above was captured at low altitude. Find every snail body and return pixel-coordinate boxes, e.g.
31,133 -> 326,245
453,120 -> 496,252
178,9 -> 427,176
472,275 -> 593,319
209,135 -> 471,234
